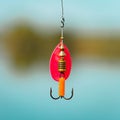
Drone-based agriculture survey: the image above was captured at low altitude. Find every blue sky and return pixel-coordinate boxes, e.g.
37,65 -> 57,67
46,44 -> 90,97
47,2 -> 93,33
0,0 -> 120,30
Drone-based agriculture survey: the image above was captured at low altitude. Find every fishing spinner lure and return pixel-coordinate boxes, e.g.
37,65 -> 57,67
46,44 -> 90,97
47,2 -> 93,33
49,0 -> 74,100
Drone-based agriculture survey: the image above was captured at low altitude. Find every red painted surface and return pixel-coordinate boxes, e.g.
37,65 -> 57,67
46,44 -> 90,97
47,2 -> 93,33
50,42 -> 72,82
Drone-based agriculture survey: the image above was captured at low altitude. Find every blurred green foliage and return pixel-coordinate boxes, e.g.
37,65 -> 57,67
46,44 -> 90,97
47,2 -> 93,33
3,23 -> 76,68
5,25 -> 43,68
2,22 -> 120,69
75,36 -> 120,60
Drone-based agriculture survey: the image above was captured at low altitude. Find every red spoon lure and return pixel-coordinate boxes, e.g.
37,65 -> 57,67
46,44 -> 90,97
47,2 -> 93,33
50,41 -> 72,82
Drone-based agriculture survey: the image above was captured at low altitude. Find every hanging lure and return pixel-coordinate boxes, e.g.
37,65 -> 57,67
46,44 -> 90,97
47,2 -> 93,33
49,0 -> 73,100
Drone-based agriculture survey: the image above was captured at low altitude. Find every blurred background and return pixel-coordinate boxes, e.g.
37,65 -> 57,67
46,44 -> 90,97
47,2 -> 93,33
0,0 -> 120,120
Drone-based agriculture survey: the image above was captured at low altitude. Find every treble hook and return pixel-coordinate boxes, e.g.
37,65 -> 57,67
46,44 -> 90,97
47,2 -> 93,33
50,77 -> 74,100
50,88 -> 73,100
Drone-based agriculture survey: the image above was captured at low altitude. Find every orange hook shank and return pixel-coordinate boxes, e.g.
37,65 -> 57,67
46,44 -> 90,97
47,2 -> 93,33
59,77 -> 65,97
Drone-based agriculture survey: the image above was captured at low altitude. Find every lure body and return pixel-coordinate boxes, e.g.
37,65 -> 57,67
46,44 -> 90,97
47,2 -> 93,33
50,41 -> 73,100
50,42 -> 72,81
